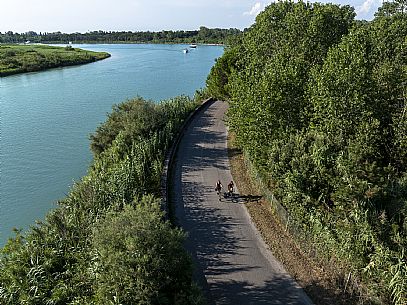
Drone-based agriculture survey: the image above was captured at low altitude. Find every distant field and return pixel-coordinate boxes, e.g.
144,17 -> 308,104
0,44 -> 110,76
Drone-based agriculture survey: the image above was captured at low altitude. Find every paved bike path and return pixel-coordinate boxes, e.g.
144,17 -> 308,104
172,100 -> 313,305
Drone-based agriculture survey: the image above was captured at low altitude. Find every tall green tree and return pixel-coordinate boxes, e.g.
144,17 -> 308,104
226,0 -> 355,161
207,0 -> 406,303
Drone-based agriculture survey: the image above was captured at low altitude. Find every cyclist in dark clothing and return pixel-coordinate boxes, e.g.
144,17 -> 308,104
227,181 -> 234,197
215,180 -> 223,201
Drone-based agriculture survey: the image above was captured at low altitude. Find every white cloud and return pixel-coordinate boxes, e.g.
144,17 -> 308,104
244,2 -> 264,16
356,0 -> 382,15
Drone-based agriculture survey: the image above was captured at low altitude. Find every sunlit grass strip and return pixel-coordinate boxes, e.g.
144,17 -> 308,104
0,44 -> 110,76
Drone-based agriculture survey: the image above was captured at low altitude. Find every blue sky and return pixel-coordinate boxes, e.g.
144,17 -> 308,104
0,0 -> 384,33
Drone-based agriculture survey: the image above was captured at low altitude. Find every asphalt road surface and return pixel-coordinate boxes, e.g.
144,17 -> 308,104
172,100 -> 314,305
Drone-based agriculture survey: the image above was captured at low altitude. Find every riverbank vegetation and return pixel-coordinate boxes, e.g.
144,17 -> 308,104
206,1 -> 406,304
0,44 -> 110,76
0,96 -> 203,304
0,27 -> 240,45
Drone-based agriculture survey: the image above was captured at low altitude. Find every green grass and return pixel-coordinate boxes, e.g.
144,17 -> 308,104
0,44 -> 110,76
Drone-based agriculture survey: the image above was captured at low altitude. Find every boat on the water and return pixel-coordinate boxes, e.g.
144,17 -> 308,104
190,44 -> 197,48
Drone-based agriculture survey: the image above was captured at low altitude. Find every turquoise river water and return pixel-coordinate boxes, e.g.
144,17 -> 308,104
0,44 -> 223,246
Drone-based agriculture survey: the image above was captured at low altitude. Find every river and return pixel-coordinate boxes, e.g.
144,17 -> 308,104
0,43 -> 223,246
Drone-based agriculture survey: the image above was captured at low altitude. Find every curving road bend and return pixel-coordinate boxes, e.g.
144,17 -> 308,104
172,100 -> 314,305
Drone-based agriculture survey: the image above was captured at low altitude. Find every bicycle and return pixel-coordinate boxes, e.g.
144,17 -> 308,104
227,186 -> 234,198
215,186 -> 223,201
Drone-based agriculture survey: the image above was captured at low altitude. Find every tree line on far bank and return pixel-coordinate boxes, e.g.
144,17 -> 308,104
0,27 -> 241,45
206,0 -> 406,304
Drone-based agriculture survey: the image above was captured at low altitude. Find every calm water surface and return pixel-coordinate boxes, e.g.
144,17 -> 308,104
0,44 -> 223,245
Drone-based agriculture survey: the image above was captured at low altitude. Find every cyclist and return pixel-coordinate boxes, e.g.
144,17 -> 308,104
215,180 -> 223,201
227,181 -> 234,197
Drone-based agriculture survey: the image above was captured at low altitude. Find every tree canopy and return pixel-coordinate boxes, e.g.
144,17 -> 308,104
207,1 -> 406,304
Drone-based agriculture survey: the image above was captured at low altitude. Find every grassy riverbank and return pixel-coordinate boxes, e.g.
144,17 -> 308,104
0,44 -> 110,76
0,96 -> 203,304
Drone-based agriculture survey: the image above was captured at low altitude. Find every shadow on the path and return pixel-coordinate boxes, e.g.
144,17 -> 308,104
221,193 -> 263,204
180,109 -> 230,172
211,276 -> 309,305
171,101 -> 311,305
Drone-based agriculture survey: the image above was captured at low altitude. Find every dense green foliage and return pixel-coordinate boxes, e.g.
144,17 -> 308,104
207,0 -> 406,304
0,27 -> 241,45
92,198 -> 201,305
0,44 -> 110,76
0,96 -> 202,304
